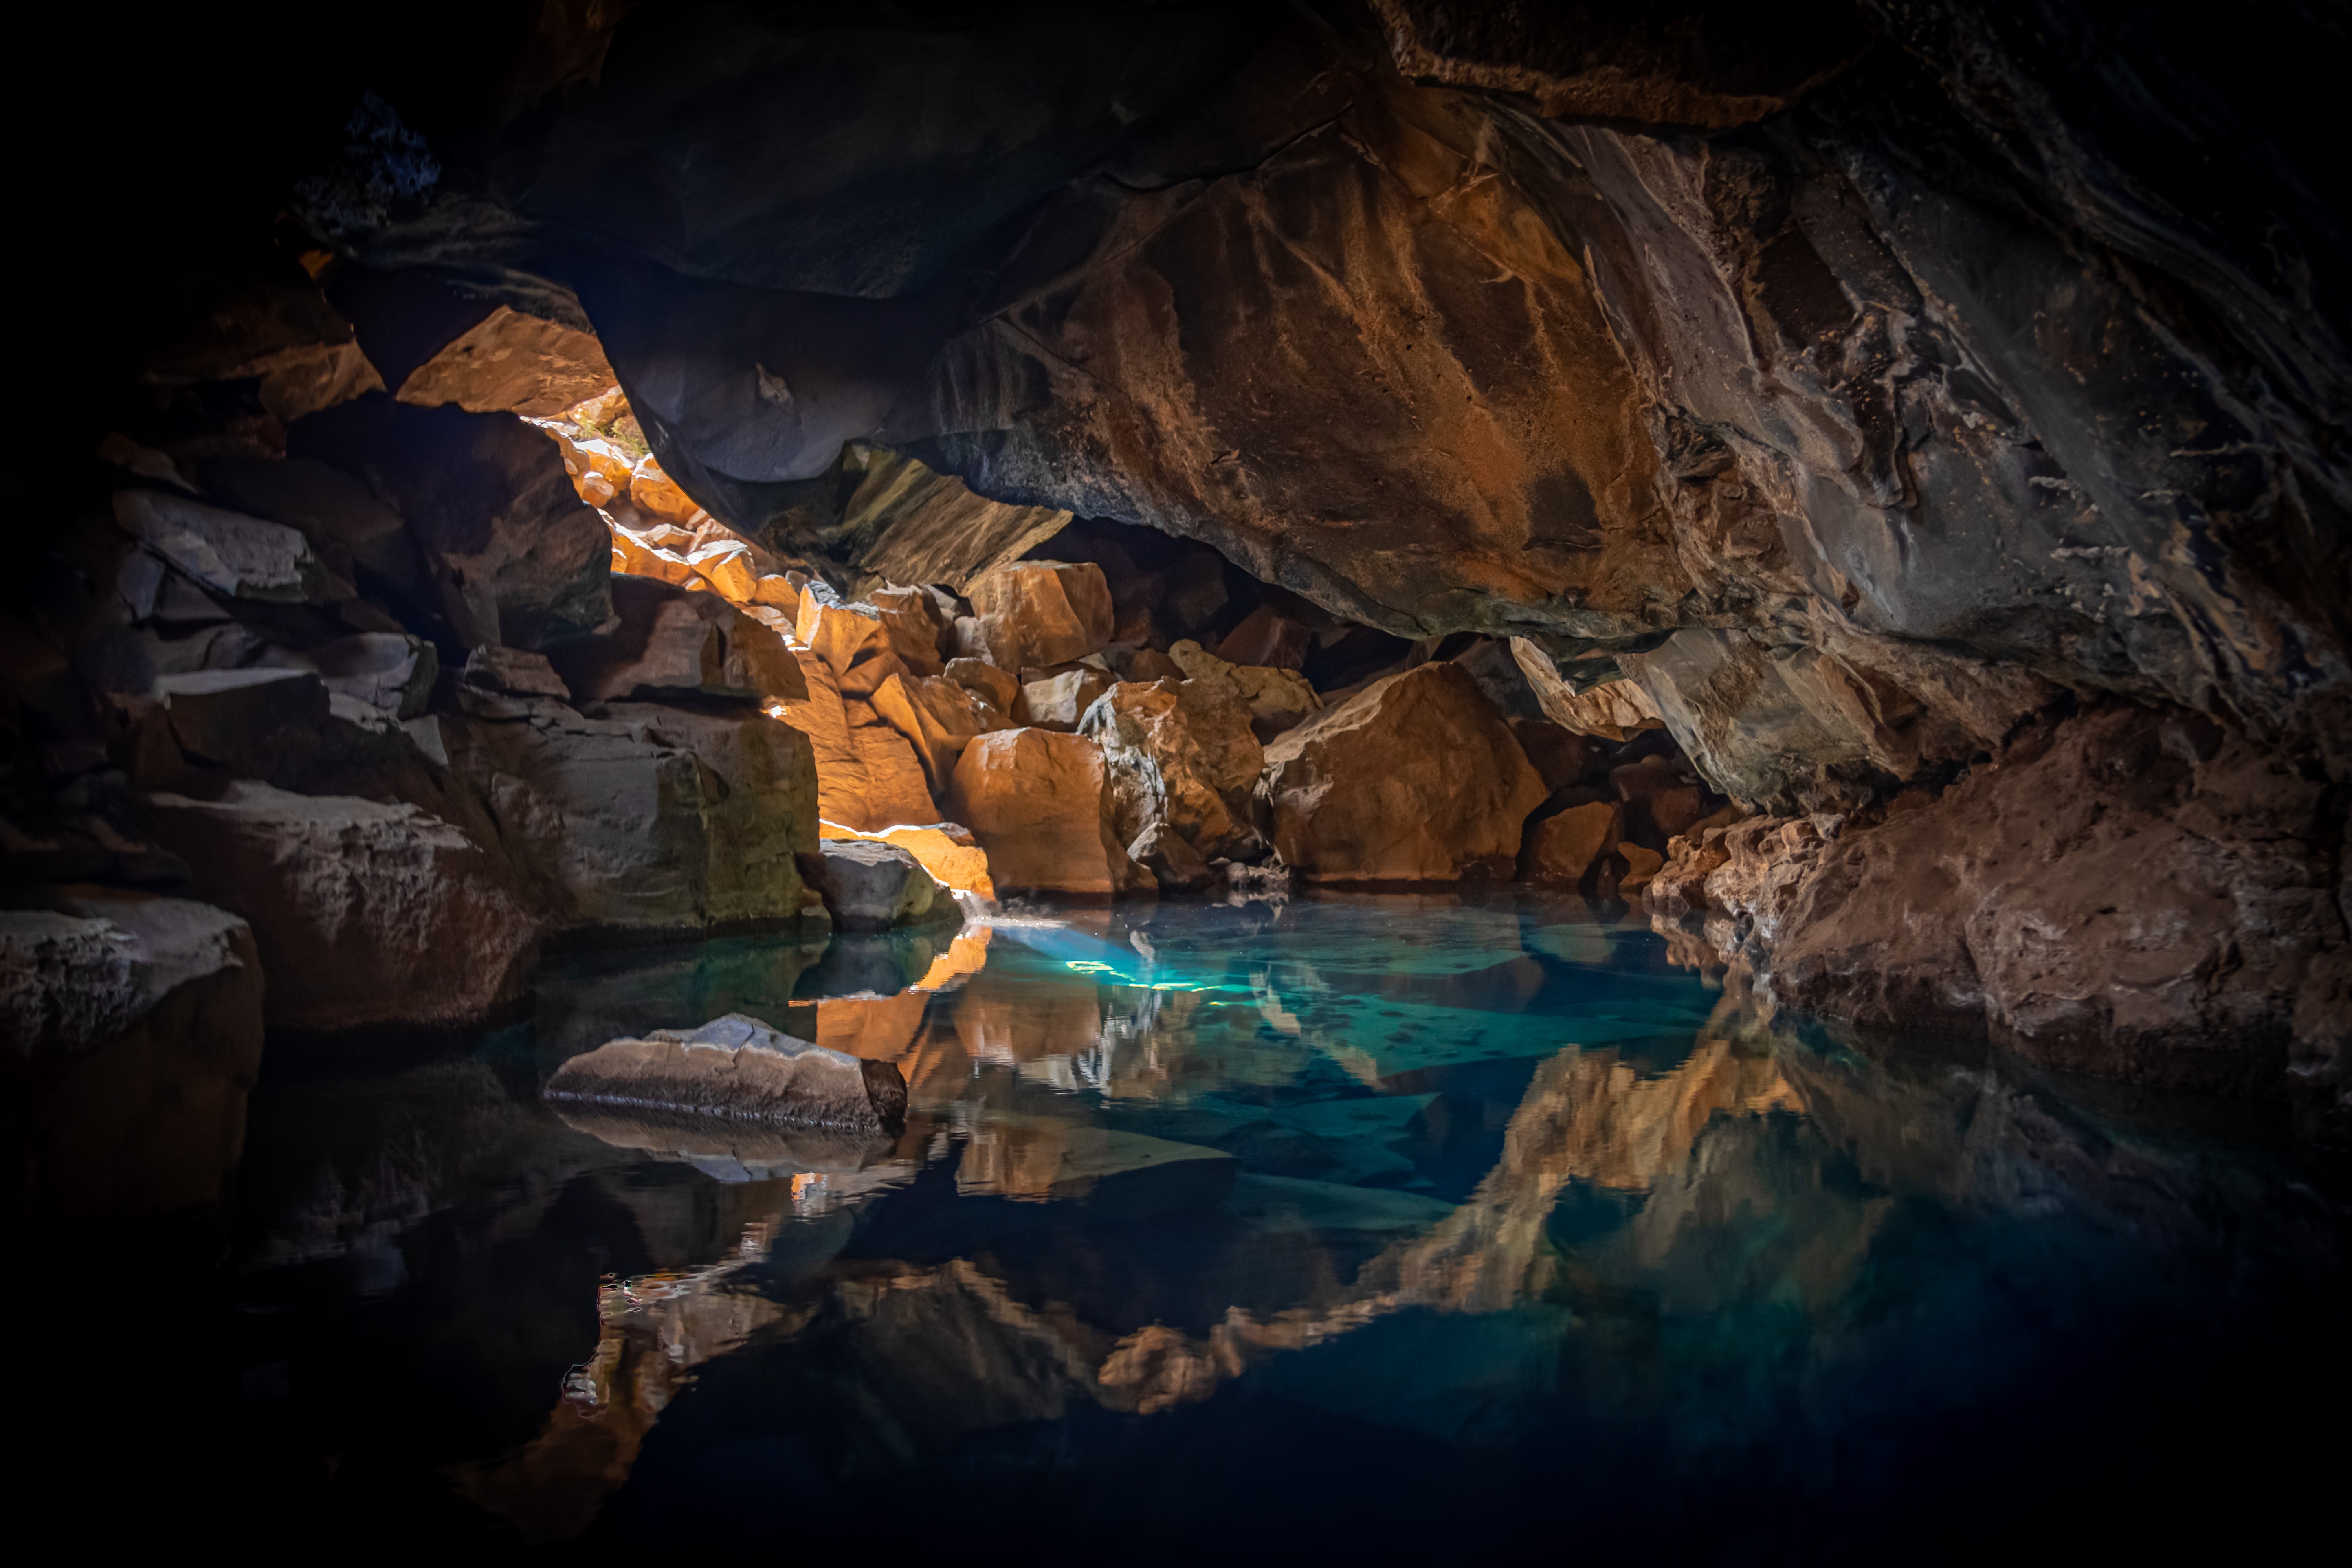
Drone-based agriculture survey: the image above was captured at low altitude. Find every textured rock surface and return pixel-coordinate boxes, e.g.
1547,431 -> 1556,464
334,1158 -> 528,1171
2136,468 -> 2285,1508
445,700 -> 820,936
947,729 -> 1148,898
1654,704 -> 2351,1119
1262,662 -> 1547,882
811,838 -> 956,932
545,1014 -> 907,1135
1167,640 -> 1321,743
393,305 -> 616,418
1521,800 -> 1622,887
959,562 -> 1113,675
1080,679 -> 1253,861
1,888 -> 264,1224
113,490 -> 354,605
821,820 -> 995,902
145,781 -> 539,1032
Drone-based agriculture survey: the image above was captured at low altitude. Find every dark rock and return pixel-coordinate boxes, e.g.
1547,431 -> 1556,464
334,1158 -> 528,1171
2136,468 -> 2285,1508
811,838 -> 957,933
544,1014 -> 906,1135
112,490 -> 354,605
1130,820 -> 1216,893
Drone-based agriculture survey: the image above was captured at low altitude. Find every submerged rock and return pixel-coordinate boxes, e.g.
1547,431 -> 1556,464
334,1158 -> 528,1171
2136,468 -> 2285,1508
545,1014 -> 908,1135
1261,662 -> 1547,882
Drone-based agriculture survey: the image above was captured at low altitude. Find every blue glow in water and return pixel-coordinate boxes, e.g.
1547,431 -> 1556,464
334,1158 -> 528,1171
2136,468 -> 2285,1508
225,890 -> 2348,1560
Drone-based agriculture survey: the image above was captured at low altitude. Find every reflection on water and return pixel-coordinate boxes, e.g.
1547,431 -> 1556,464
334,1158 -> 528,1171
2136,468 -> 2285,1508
223,892 -> 2348,1558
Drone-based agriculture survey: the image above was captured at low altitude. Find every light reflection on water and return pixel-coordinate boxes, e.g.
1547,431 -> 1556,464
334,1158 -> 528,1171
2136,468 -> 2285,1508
229,891 -> 2348,1558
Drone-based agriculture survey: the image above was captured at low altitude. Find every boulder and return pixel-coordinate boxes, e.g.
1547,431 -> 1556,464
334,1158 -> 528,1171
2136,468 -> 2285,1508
947,657 -> 1022,716
683,538 -> 761,602
143,781 -> 540,1032
1168,640 -> 1317,746
391,305 -> 617,418
822,821 -> 995,902
259,632 -> 438,718
112,490 -> 354,604
796,589 -> 884,674
545,1013 -> 907,1135
1080,680 -> 1253,859
629,455 -> 706,526
444,700 -> 821,935
774,647 -> 937,831
1211,605 -> 1310,671
1520,800 -> 1622,886
289,395 -> 611,650
947,728 -> 1151,898
556,576 -> 806,706
1,887 -> 264,1225
958,561 -> 1113,673
1261,661 -> 1548,882
811,838 -> 958,931
197,456 -> 424,593
1021,665 -> 1115,730
868,671 -> 1012,797
868,585 -> 951,675
1130,820 -> 1216,892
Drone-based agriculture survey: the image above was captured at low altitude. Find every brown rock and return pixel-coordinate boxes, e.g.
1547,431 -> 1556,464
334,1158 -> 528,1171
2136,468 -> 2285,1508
1508,718 -> 1597,793
1211,605 -> 1310,670
1129,820 -> 1216,892
1520,801 -> 1622,886
947,657 -> 1022,716
796,591 -> 884,675
773,442 -> 1070,592
545,1013 -> 907,1135
1168,639 -> 1322,742
868,672 -> 1012,798
1616,840 -> 1665,893
960,561 -> 1114,673
868,585 -> 951,675
1262,661 -> 1547,882
140,270 -> 383,421
947,728 -> 1150,898
1509,639 -> 1663,741
1,888 -> 264,1225
393,306 -> 617,418
557,578 -> 807,705
846,717 -> 941,829
145,781 -> 540,1032
629,456 -> 706,526
1080,679 -> 1253,859
823,820 -> 996,902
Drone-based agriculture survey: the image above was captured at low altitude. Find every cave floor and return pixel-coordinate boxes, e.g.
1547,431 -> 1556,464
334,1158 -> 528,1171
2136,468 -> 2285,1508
136,892 -> 2347,1557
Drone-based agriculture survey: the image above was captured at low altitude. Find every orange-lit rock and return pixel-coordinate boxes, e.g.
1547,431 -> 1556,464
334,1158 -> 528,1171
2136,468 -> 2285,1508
947,657 -> 1022,717
560,579 -> 807,705
796,591 -> 884,675
1081,679 -> 1252,859
1510,638 -> 1662,741
685,539 -> 760,602
947,728 -> 1150,897
958,561 -> 1113,673
1521,801 -> 1621,885
1617,840 -> 1665,893
394,306 -> 617,418
869,585 -> 951,675
869,671 -> 1013,798
1168,639 -> 1322,742
823,820 -> 995,901
609,524 -> 702,592
629,456 -> 706,526
1211,605 -> 1310,670
1263,661 -> 1547,882
1021,665 -> 1115,730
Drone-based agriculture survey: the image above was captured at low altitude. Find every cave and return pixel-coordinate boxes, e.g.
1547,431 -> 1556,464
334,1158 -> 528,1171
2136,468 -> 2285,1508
7,0 -> 2348,1555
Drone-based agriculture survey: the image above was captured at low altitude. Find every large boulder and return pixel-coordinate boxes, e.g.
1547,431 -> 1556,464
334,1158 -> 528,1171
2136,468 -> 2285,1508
946,728 -> 1150,898
289,394 -> 612,650
810,838 -> 958,932
1168,639 -> 1321,742
545,1014 -> 907,1136
143,781 -> 539,1032
1079,679 -> 1253,860
773,644 -> 938,831
868,671 -> 1013,797
957,561 -> 1113,674
1,888 -> 263,1225
444,699 -> 822,936
821,821 -> 996,902
1260,661 -> 1547,882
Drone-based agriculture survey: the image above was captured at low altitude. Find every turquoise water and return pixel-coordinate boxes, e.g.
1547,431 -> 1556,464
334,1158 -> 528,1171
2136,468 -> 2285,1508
215,891 -> 2345,1559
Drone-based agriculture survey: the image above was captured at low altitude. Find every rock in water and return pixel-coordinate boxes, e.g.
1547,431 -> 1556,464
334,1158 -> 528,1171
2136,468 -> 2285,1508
1,888 -> 264,1225
1129,820 -> 1215,892
1261,661 -> 1548,882
811,838 -> 958,932
947,728 -> 1150,898
144,781 -> 541,1033
1521,800 -> 1622,886
545,1014 -> 908,1135
1081,680 -> 1253,859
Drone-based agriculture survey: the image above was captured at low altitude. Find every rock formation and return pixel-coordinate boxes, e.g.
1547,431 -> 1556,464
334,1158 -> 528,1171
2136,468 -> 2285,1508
545,1014 -> 908,1136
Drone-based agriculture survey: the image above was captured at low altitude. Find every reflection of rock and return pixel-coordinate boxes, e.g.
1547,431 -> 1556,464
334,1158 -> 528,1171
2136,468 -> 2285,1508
1262,662 -> 1546,882
552,1103 -> 908,1183
947,729 -> 1149,897
547,1014 -> 908,1134
144,781 -> 539,1032
2,887 -> 263,1225
954,1113 -> 1237,1216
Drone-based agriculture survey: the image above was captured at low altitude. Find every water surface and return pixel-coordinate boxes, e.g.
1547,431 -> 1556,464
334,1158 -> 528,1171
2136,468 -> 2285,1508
212,891 -> 2345,1559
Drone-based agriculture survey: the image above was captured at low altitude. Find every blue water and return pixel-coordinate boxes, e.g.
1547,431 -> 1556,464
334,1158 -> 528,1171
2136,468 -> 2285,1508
211,891 -> 2345,1560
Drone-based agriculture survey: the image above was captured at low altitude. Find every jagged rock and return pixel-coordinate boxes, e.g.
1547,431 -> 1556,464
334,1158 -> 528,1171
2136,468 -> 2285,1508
545,1014 -> 907,1135
795,589 -> 884,674
1509,640 -> 1662,742
1130,820 -> 1215,892
139,268 -> 383,420
1453,638 -> 1544,719
1520,801 -> 1621,886
629,456 -> 704,526
554,576 -> 806,706
1080,679 -> 1252,859
947,657 -> 1022,717
149,669 -> 330,765
821,820 -> 995,901
958,561 -> 1113,674
1261,662 -> 1547,882
868,585 -> 952,675
392,305 -> 616,417
463,645 -> 570,699
444,700 -> 821,935
1167,639 -> 1320,742
289,394 -> 611,650
868,671 -> 1012,798
143,780 -> 539,1032
1020,666 -> 1115,730
947,728 -> 1150,898
810,838 -> 957,932
1,887 -> 264,1224
1616,840 -> 1665,894
682,539 -> 759,602
112,490 -> 354,604
259,633 -> 437,718
754,442 -> 1072,591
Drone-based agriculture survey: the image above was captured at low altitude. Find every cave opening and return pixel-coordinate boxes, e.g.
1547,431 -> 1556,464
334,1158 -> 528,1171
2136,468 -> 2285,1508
7,0 -> 2349,1556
